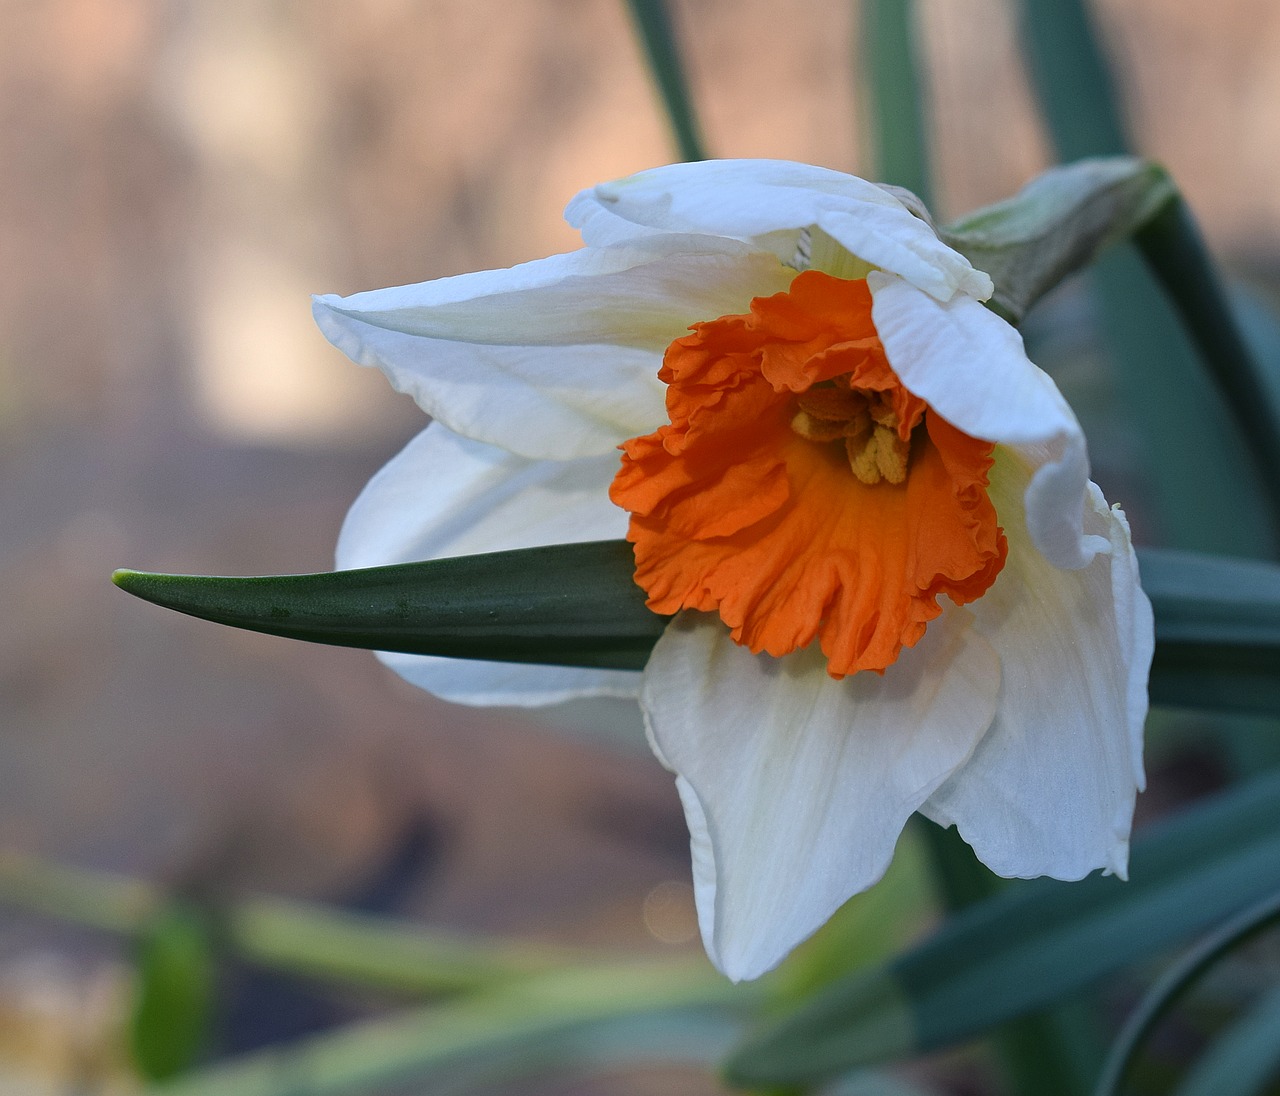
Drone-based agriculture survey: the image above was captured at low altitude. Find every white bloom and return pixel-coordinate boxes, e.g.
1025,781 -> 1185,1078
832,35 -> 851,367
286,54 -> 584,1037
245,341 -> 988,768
314,160 -> 1153,982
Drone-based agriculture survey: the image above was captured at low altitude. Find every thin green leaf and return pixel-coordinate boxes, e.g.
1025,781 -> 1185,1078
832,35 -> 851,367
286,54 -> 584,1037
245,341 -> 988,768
115,543 -> 1280,714
915,819 -> 1101,1096
113,541 -> 668,672
859,0 -> 932,208
143,960 -> 743,1096
1173,983 -> 1280,1096
1018,0 -> 1277,555
1016,0 -> 1129,161
939,157 -> 1175,325
1141,546 -> 1280,650
131,901 -> 218,1080
1142,549 -> 1280,715
624,0 -> 707,162
723,770 -> 1280,1088
1133,197 -> 1280,525
1229,285 -> 1280,419
0,852 -> 581,995
1094,889 -> 1280,1096
1092,247 -> 1277,555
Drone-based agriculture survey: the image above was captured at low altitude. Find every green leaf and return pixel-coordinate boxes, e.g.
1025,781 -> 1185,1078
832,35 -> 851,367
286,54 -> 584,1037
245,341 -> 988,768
1142,549 -> 1280,715
1133,199 -> 1280,527
1174,983 -> 1280,1096
131,901 -> 218,1081
113,540 -> 668,672
939,157 -> 1175,325
142,960 -> 743,1096
1018,0 -> 1277,556
1090,245 -> 1278,556
722,769 -> 1280,1088
913,820 -> 1100,1096
859,0 -> 933,208
115,543 -> 1280,714
1016,0 -> 1130,161
0,852 -> 587,996
1094,889 -> 1280,1096
624,0 -> 707,162
1229,285 -> 1280,420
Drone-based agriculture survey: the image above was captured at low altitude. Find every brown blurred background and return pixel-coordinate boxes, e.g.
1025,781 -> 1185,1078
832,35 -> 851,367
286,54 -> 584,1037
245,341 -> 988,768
1,0 -> 1278,1090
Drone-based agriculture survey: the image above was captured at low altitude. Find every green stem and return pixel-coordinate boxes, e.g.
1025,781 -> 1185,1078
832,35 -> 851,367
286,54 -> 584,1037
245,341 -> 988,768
1017,0 -> 1129,160
0,852 -> 582,995
624,0 -> 708,162
1021,0 -> 1278,555
1133,196 -> 1280,530
144,959 -> 745,1096
859,0 -> 932,206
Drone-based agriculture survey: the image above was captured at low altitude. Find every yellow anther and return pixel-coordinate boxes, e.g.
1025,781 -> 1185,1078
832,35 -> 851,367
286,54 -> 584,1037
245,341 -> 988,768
791,380 -> 911,485
791,409 -> 847,442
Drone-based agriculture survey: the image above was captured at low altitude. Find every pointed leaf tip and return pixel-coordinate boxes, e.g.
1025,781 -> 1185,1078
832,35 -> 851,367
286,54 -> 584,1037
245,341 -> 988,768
110,541 -> 667,672
113,545 -> 1280,710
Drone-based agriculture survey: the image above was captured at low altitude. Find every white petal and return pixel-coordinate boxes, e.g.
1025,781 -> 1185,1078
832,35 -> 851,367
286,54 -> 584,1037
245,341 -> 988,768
337,423 -> 640,706
642,609 -> 1000,981
869,274 -> 1109,570
566,159 -> 991,303
314,236 -> 792,459
921,454 -> 1152,880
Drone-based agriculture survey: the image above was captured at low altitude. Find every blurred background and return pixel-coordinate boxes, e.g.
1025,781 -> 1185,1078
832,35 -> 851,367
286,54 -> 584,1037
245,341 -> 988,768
1,0 -> 1279,1091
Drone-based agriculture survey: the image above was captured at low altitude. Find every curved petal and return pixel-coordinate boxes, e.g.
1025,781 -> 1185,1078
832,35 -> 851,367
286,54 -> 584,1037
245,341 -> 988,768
920,454 -> 1152,880
641,608 -> 1000,981
313,237 -> 793,459
869,274 -> 1109,570
337,423 -> 639,706
566,159 -> 991,303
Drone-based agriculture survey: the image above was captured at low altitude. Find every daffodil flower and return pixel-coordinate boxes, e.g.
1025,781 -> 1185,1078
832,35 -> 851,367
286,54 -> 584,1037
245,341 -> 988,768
313,160 -> 1153,982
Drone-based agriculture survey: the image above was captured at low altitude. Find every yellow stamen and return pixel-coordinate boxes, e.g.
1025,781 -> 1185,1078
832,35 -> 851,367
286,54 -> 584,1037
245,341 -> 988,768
792,383 -> 911,485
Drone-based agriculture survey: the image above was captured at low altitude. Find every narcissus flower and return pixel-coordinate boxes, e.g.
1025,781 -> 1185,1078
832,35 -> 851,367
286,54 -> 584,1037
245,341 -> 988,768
313,160 -> 1153,982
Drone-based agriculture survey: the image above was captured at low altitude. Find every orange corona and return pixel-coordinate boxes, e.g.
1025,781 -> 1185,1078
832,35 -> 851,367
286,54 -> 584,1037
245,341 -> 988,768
610,270 -> 1008,677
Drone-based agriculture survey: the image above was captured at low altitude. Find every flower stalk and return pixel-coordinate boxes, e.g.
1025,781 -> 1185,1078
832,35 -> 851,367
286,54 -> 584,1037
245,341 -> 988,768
1133,195 -> 1280,535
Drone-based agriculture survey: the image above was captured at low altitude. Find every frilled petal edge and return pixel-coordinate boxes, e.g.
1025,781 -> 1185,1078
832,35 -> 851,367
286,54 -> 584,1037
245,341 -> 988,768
566,159 -> 993,303
314,235 -> 793,459
869,273 -> 1109,571
337,423 -> 640,706
642,608 -> 1000,982
921,454 -> 1152,879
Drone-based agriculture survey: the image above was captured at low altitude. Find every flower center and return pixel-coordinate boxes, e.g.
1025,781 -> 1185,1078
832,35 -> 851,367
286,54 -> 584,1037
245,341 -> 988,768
610,270 -> 1006,677
790,377 -> 912,486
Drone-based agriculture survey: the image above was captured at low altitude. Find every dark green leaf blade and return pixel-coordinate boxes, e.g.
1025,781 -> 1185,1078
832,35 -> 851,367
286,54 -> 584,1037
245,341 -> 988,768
624,0 -> 707,162
1016,0 -> 1130,161
1144,549 -> 1280,714
115,543 -> 1280,711
113,540 -> 667,672
724,770 -> 1280,1088
1094,889 -> 1280,1096
1133,198 -> 1280,526
860,0 -> 933,208
1173,983 -> 1280,1096
1018,0 -> 1278,555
